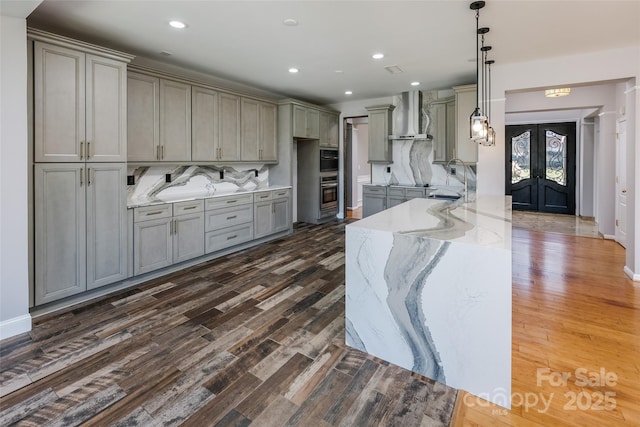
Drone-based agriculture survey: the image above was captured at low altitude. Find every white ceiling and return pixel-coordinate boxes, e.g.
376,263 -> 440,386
24,0 -> 640,105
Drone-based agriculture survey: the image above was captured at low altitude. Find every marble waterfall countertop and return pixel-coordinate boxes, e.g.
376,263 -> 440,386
345,196 -> 512,408
127,185 -> 292,208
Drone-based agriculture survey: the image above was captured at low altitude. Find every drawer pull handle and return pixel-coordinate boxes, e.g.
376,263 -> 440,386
226,200 -> 237,204
260,195 -> 268,199
146,211 -> 164,216
227,235 -> 237,240
226,215 -> 237,220
183,206 -> 197,210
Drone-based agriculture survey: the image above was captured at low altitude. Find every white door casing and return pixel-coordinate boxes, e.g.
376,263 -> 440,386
615,120 -> 627,248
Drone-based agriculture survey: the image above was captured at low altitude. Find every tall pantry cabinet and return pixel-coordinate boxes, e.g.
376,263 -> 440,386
29,29 -> 133,305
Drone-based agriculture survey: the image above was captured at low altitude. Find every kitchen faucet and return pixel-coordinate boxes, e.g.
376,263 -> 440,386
445,158 -> 468,202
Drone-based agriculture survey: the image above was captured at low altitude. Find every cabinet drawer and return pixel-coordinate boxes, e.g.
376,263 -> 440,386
205,193 -> 254,210
405,188 -> 426,199
205,223 -> 254,254
174,199 -> 204,216
134,204 -> 172,222
205,204 -> 253,232
254,191 -> 272,202
387,187 -> 405,197
272,188 -> 290,199
363,186 -> 386,195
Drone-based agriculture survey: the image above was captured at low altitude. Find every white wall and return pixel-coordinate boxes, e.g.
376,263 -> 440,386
0,15 -> 32,339
487,45 -> 640,278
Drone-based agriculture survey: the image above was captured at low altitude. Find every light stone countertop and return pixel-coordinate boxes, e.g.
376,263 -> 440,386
127,185 -> 292,209
349,195 -> 512,250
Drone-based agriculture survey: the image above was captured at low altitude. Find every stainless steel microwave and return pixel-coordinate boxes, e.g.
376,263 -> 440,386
320,149 -> 339,172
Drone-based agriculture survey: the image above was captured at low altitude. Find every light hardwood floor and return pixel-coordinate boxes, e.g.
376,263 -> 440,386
452,228 -> 639,426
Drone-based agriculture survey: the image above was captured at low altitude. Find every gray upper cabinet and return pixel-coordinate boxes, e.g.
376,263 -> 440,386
431,97 -> 455,163
127,72 -> 160,161
34,41 -> 128,163
219,92 -> 242,161
241,97 -> 260,161
292,105 -> 320,139
454,84 -> 479,163
319,111 -> 339,148
34,163 -> 127,303
86,163 -> 128,289
366,105 -> 395,163
191,86 -> 219,162
160,79 -> 191,161
241,98 -> 277,162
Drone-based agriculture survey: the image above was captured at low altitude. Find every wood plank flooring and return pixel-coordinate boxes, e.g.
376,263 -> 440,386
452,228 -> 640,426
0,220 -> 457,426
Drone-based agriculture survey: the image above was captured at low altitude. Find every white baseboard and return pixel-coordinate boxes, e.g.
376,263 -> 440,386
0,314 -> 32,340
603,234 -> 615,240
623,266 -> 640,283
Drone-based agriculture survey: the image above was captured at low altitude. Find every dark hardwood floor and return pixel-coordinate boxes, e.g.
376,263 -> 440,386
0,220 -> 457,426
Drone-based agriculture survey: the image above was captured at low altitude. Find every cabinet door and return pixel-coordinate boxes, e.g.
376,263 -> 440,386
34,164 -> 86,304
134,217 -> 172,275
259,102 -> 278,161
455,85 -> 478,163
363,194 -> 386,218
306,109 -> 320,139
387,195 -> 405,209
446,99 -> 456,162
86,163 -> 127,289
219,93 -> 241,161
192,86 -> 218,161
253,201 -> 273,239
292,105 -> 307,138
272,197 -> 290,233
173,213 -> 205,263
34,42 -> 85,162
241,98 -> 260,161
431,102 -> 447,163
160,79 -> 191,161
368,109 -> 391,163
85,55 -> 127,162
327,114 -> 339,148
127,72 -> 159,161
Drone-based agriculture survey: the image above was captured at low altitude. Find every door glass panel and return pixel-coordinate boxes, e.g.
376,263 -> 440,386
511,131 -> 531,184
545,130 -> 567,186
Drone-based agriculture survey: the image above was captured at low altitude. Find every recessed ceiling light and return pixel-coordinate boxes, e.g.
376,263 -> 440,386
372,53 -> 384,60
335,70 -> 344,74
345,91 -> 353,95
288,68 -> 299,74
411,81 -> 420,86
169,20 -> 187,29
283,18 -> 298,26
160,51 -> 173,56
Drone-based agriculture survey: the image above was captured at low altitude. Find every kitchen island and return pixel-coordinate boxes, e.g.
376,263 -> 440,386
345,196 -> 512,408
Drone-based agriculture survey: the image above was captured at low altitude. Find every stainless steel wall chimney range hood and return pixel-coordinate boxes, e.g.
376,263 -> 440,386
388,91 -> 431,141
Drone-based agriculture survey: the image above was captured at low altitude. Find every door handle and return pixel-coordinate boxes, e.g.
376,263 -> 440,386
622,189 -> 627,194
88,168 -> 92,186
80,141 -> 84,160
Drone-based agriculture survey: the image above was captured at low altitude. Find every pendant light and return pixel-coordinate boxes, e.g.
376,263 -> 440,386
480,31 -> 491,143
469,1 -> 487,140
484,59 -> 496,146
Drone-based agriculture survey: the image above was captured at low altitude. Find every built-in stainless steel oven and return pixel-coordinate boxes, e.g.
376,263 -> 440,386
320,149 -> 339,173
320,173 -> 338,211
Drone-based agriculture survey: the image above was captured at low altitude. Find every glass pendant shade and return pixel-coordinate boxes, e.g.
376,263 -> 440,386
482,126 -> 496,146
470,108 -> 487,139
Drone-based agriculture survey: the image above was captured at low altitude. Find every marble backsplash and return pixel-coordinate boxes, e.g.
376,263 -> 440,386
371,139 -> 476,191
127,164 -> 269,206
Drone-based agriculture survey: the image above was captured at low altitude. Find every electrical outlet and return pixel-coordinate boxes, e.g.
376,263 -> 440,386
127,175 -> 135,185
254,169 -> 259,177
450,167 -> 457,176
165,174 -> 172,183
386,166 -> 391,173
219,170 -> 224,179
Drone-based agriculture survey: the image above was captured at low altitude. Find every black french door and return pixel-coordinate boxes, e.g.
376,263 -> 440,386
505,123 -> 576,214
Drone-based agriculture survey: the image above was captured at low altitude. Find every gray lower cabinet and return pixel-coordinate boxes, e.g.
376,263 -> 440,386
362,185 -> 387,217
134,200 -> 204,275
387,187 -> 425,209
205,194 -> 254,253
254,189 -> 291,239
133,204 -> 173,275
34,163 -> 127,304
173,201 -> 205,263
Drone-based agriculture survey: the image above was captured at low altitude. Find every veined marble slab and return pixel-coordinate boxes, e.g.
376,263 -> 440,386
127,165 -> 271,207
346,196 -> 512,408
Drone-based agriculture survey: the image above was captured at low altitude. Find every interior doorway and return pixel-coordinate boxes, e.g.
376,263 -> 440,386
343,116 -> 368,219
505,122 -> 577,214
